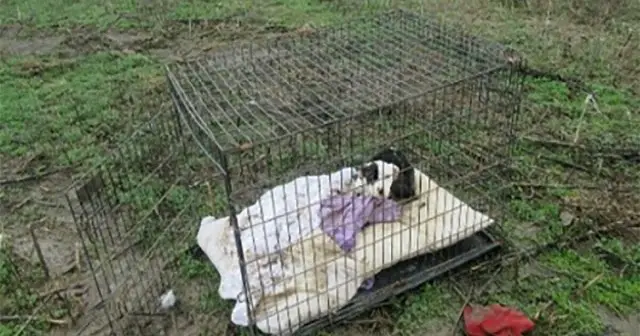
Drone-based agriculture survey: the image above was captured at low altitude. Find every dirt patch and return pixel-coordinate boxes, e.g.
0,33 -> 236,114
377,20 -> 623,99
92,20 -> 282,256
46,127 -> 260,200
0,24 -> 68,57
0,35 -> 66,56
0,20 -> 292,61
597,309 -> 640,336
0,27 -> 171,59
1,168 -> 79,275
162,281 -> 237,336
12,232 -> 77,277
0,155 -> 100,323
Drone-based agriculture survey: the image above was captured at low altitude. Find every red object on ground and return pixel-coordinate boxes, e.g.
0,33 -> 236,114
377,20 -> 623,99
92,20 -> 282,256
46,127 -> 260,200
463,304 -> 535,336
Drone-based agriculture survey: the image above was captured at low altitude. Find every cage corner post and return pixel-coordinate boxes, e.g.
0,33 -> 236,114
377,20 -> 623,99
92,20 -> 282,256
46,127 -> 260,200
218,147 -> 258,335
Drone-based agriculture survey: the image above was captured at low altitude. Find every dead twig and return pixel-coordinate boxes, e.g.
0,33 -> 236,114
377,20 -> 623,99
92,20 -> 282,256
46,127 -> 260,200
572,95 -> 590,143
75,242 -> 82,273
32,199 -> 63,208
0,315 -> 68,325
511,182 -> 597,190
540,155 -> 592,174
38,286 -> 69,300
13,152 -> 42,173
617,30 -> 634,58
11,196 -> 32,211
450,267 -> 503,335
450,285 -> 475,336
522,135 -> 586,149
0,167 -> 69,186
576,273 -> 604,297
14,294 -> 64,336
533,300 -> 554,321
523,135 -> 638,162
29,221 -> 50,279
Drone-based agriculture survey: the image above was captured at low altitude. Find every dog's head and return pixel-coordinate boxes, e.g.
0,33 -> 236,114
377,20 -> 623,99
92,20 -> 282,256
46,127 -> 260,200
367,148 -> 417,201
346,160 -> 401,199
334,148 -> 417,201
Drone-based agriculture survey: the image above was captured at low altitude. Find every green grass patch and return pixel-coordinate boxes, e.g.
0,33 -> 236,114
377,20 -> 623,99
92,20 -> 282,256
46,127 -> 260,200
0,0 -> 352,29
392,242 -> 640,336
0,52 -> 162,167
0,244 -> 71,335
525,78 -> 640,144
386,74 -> 640,336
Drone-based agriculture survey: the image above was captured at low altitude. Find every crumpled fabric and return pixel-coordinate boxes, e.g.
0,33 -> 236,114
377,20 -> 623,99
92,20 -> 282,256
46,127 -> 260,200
319,194 -> 401,289
463,304 -> 535,336
319,194 -> 401,251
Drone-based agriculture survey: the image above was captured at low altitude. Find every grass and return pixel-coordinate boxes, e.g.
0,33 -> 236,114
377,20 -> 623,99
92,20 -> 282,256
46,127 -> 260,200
0,52 -> 161,165
1,0 -> 639,335
0,0 -> 354,29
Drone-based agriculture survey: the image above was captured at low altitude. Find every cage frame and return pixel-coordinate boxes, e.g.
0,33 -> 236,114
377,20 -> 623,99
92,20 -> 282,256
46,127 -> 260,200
166,8 -> 526,335
59,7 -> 528,335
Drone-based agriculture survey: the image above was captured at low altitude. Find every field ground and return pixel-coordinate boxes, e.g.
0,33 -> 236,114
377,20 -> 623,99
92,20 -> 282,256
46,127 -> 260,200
1,0 -> 639,335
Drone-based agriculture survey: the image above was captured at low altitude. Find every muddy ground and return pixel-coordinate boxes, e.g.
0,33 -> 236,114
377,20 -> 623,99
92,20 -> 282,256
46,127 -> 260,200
0,21 -> 268,60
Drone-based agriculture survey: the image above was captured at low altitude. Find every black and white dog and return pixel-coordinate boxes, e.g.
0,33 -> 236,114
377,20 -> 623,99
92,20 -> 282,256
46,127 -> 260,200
349,147 -> 416,202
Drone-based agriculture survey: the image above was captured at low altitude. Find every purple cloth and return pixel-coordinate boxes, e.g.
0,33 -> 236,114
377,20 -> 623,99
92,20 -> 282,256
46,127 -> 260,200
319,194 -> 402,290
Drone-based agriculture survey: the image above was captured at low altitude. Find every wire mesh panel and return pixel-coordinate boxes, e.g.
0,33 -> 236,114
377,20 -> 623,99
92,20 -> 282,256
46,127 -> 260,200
166,9 -> 514,156
63,104 -> 224,335
167,8 -> 524,336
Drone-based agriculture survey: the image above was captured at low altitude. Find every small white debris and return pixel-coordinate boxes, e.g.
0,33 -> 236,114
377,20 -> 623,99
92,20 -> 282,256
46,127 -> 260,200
584,93 -> 601,114
560,211 -> 576,227
0,233 -> 4,249
159,289 -> 177,309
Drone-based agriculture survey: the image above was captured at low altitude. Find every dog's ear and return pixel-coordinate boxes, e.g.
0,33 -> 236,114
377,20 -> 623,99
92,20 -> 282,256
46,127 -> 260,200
371,147 -> 411,171
389,174 -> 415,201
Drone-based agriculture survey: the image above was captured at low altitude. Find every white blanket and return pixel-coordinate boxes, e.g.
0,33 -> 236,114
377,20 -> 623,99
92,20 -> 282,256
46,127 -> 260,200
197,167 -> 494,335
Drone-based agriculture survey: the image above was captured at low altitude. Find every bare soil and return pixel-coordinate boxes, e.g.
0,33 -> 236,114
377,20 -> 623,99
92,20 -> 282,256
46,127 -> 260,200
0,20 -> 285,60
598,309 -> 640,336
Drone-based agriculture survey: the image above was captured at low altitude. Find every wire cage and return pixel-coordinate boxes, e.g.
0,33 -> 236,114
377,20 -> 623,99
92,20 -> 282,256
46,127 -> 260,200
165,8 -> 525,335
63,103 -> 224,335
